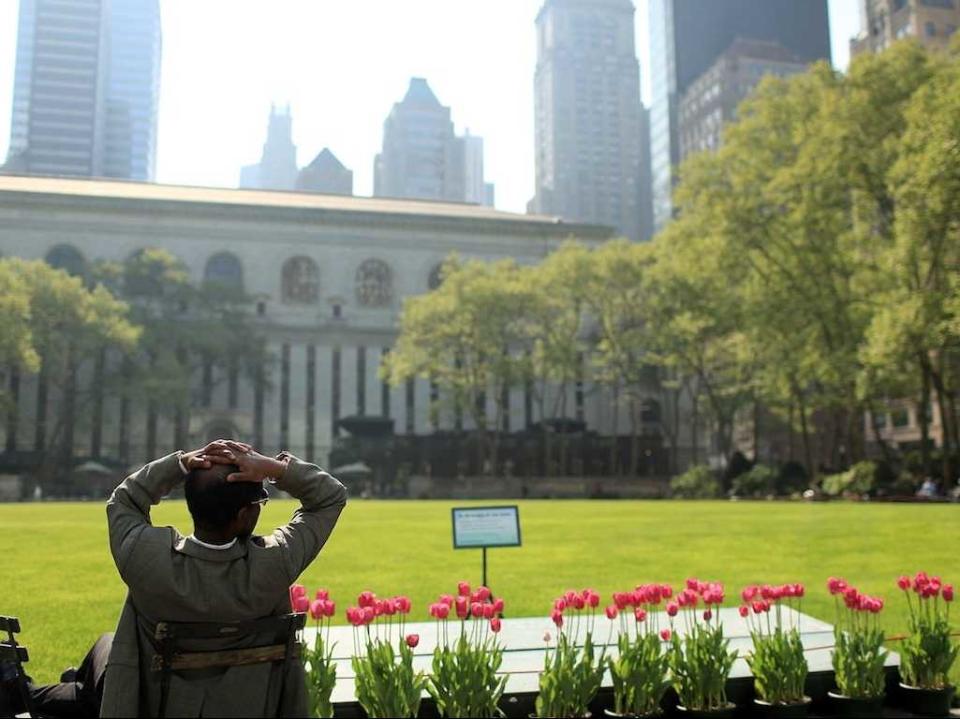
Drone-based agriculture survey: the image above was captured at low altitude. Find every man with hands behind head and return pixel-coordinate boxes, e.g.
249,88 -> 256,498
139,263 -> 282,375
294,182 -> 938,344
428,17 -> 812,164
100,441 -> 347,718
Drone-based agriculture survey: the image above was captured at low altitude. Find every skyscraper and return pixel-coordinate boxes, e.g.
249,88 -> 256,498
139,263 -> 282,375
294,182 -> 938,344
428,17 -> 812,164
373,78 -> 492,204
5,0 -> 162,180
851,0 -> 959,57
239,105 -> 298,191
678,39 -> 807,161
102,0 -> 162,181
530,0 -> 644,242
648,0 -> 831,231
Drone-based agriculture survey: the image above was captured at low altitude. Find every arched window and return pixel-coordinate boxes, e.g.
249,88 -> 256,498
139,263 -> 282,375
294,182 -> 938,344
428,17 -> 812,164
427,263 -> 444,290
45,244 -> 86,277
641,399 -> 662,425
355,259 -> 393,307
204,252 -> 244,290
281,256 -> 320,304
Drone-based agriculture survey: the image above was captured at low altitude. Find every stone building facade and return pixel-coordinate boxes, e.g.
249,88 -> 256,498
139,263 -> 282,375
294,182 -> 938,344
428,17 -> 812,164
0,175 -> 686,477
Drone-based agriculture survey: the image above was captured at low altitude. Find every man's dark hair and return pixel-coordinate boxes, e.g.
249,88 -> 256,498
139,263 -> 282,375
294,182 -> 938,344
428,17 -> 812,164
184,463 -> 264,531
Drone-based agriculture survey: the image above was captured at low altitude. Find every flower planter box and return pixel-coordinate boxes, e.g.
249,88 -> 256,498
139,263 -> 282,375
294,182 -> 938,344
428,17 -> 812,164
310,609 -> 912,718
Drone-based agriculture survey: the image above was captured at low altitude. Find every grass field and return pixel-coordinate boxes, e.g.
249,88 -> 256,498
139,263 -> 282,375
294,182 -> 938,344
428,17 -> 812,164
1,498 -> 957,684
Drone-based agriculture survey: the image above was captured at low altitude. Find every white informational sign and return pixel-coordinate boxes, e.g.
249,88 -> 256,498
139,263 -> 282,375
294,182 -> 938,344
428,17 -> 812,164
451,505 -> 521,549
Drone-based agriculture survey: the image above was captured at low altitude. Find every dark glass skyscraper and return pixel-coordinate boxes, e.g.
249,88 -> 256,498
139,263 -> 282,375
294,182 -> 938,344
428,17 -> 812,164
648,0 -> 831,231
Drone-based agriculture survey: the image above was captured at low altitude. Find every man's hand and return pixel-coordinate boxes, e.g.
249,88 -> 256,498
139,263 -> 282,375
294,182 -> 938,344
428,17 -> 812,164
181,439 -> 253,471
226,448 -> 288,483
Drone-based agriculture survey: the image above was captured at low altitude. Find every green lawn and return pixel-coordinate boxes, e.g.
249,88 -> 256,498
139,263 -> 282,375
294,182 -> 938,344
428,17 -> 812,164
1,498 -> 957,684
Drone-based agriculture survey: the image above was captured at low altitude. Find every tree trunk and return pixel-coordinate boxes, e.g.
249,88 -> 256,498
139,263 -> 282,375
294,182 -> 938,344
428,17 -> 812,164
919,360 -> 932,477
868,403 -> 893,465
609,383 -> 619,476
798,393 -> 813,480
691,387 -> 700,466
628,398 -> 640,477
752,400 -> 760,463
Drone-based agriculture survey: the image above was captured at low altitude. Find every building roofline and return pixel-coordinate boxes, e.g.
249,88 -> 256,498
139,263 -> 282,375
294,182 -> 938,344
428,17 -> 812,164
0,174 -> 615,240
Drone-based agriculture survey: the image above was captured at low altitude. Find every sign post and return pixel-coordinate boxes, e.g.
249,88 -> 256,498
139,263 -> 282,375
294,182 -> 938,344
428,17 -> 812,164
451,505 -> 521,590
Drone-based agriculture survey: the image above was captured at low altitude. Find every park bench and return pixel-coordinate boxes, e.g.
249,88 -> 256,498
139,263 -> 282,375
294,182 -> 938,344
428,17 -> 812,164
150,612 -> 306,719
0,615 -> 36,718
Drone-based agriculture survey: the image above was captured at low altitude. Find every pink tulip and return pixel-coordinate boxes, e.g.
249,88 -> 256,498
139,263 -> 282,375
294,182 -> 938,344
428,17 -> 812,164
551,610 -> 564,628
554,598 -> 567,612
476,586 -> 492,601
490,617 -> 502,633
396,596 -> 412,614
483,603 -> 495,619
752,601 -> 764,615
573,595 -> 586,610
613,593 -> 628,610
358,590 -> 376,608
741,586 -> 758,603
362,606 -> 375,624
293,595 -> 310,613
290,584 -> 307,599
605,605 -> 618,620
660,628 -> 671,641
666,602 -> 679,617
455,596 -> 469,619
942,585 -> 954,602
440,594 -> 454,607
315,588 -> 329,601
471,602 -> 484,618
436,603 -> 450,619
458,581 -> 471,597
309,600 -> 325,620
660,584 -> 673,599
686,578 -> 699,591
703,609 -> 713,621
565,590 -> 577,604
635,608 -> 647,622
324,600 -> 336,618
346,607 -> 359,625
374,600 -> 386,616
406,633 -> 419,648
587,591 -> 600,608
493,598 -> 505,615
739,605 -> 749,618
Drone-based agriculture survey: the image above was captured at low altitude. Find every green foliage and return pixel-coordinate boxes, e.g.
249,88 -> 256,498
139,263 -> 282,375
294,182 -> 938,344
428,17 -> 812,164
670,465 -> 721,499
832,626 -> 888,699
303,631 -> 336,718
822,462 -> 878,497
351,638 -> 427,718
747,628 -> 808,705
668,621 -> 736,711
535,632 -> 605,719
428,631 -> 507,718
607,632 -> 670,717
731,464 -> 777,498
900,597 -> 959,689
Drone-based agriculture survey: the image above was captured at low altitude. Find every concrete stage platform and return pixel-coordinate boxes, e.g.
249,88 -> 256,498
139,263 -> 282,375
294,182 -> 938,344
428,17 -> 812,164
303,607 -> 911,717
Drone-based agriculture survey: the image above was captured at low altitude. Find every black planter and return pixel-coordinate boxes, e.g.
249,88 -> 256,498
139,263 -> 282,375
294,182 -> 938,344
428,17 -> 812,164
674,703 -> 736,719
753,696 -> 811,718
826,691 -> 884,717
897,683 -> 955,717
603,710 -> 663,719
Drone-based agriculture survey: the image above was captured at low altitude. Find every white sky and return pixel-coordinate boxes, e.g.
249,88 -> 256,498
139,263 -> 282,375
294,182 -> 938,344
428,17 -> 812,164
0,0 -> 861,213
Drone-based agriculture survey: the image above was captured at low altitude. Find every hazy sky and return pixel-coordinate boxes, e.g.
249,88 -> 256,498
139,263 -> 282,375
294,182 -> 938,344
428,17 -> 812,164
0,0 -> 861,213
